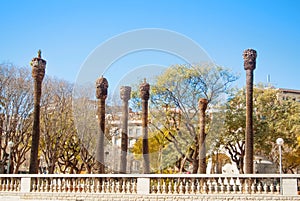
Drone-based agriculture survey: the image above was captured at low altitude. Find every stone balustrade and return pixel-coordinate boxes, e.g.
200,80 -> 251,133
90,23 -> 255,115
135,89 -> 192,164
0,174 -> 299,196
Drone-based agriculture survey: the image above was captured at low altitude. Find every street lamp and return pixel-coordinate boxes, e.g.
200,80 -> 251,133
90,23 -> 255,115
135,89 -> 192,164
276,138 -> 284,194
7,141 -> 14,174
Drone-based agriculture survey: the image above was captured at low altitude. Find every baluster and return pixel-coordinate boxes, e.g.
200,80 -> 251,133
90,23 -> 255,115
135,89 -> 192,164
64,178 -> 68,192
58,178 -> 63,192
179,180 -> 184,194
263,183 -> 268,194
4,178 -> 8,191
88,178 -> 92,193
245,180 -> 249,194
42,178 -> 46,192
66,178 -> 69,192
127,179 -> 131,193
71,178 -> 75,193
156,179 -> 161,194
168,180 -> 172,194
132,179 -> 137,193
8,178 -> 12,191
106,179 -> 111,193
6,178 -> 9,191
115,180 -> 119,193
39,178 -> 43,192
196,180 -> 200,194
113,179 -> 117,193
9,178 -> 13,191
214,178 -> 219,193
237,178 -> 243,194
95,178 -> 99,193
0,178 -> 2,191
90,178 -> 94,193
121,179 -> 126,193
3,178 -> 7,191
276,183 -> 280,194
191,179 -> 195,194
257,182 -> 262,193
270,183 -> 274,194
36,178 -> 41,192
226,179 -> 231,193
208,179 -> 212,194
164,179 -> 168,194
77,178 -> 82,193
47,178 -> 51,192
173,181 -> 178,194
251,182 -> 256,194
102,180 -> 106,193
223,177 -> 228,193
31,179 -> 36,192
51,178 -> 56,192
231,178 -> 236,194
49,178 -> 53,192
203,181 -> 207,194
112,178 -> 119,193
13,179 -> 18,191
87,178 -> 91,193
124,179 -> 128,193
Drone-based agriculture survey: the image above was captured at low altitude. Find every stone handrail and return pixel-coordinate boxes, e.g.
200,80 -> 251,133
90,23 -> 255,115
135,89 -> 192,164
0,174 -> 299,195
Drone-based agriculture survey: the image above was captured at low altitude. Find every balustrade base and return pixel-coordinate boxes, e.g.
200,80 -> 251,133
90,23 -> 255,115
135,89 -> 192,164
1,192 -> 299,201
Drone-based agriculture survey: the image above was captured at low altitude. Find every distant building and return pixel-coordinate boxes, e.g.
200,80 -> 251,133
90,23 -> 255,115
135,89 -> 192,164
277,88 -> 300,102
106,107 -> 143,173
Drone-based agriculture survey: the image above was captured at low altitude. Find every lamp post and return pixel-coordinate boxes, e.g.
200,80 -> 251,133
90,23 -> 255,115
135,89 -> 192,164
7,141 -> 14,174
276,137 -> 284,194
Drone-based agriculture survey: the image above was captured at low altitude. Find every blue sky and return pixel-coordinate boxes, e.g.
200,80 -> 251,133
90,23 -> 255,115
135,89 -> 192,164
1,0 -> 300,90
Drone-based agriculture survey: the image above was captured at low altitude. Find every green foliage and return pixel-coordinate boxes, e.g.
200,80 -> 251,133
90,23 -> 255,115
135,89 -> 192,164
222,86 -> 300,173
130,64 -> 238,173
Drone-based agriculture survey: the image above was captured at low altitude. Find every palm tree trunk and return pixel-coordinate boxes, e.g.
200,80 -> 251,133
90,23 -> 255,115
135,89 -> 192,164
29,50 -> 46,174
243,49 -> 257,174
95,76 -> 108,174
198,98 -> 208,174
140,80 -> 150,174
120,86 -> 131,173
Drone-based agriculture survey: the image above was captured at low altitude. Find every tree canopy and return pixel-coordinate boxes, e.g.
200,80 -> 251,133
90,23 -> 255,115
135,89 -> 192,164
221,86 -> 300,173
131,64 -> 238,173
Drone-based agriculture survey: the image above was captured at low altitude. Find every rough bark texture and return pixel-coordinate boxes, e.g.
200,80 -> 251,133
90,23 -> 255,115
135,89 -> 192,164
119,86 -> 131,173
140,80 -> 150,174
29,50 -> 46,174
198,98 -> 208,174
243,49 -> 257,174
95,76 -> 108,174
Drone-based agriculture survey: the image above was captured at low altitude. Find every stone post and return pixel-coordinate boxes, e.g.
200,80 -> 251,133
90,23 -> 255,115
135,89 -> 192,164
95,76 -> 108,174
243,49 -> 257,174
140,79 -> 150,174
29,50 -> 46,174
198,98 -> 208,174
119,86 -> 131,173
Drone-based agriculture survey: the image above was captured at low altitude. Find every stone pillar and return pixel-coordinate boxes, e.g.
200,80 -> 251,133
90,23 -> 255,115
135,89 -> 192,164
140,79 -> 150,174
243,49 -> 257,174
198,98 -> 208,174
29,50 -> 46,174
95,76 -> 108,174
119,86 -> 131,173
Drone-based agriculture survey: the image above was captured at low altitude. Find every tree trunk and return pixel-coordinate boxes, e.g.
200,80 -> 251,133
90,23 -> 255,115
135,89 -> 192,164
243,49 -> 257,174
140,80 -> 150,174
29,51 -> 46,174
198,98 -> 208,174
120,86 -> 131,173
95,76 -> 108,174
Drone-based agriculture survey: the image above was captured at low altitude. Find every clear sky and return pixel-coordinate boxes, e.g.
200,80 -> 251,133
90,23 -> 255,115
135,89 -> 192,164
1,0 -> 299,90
